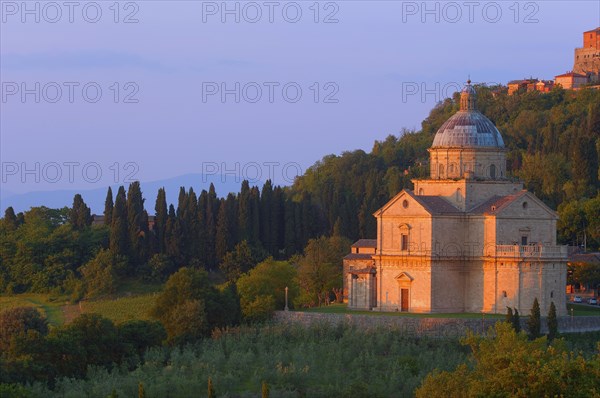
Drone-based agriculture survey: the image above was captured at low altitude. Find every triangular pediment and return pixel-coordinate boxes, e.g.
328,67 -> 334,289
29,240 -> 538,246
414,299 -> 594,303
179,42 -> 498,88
395,272 -> 413,281
494,191 -> 558,219
373,190 -> 432,217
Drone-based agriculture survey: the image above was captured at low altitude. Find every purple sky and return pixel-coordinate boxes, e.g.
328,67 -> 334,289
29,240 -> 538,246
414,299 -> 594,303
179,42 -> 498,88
1,1 -> 599,197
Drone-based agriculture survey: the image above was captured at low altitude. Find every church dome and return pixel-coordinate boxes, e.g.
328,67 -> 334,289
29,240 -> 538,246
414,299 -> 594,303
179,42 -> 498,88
431,81 -> 505,148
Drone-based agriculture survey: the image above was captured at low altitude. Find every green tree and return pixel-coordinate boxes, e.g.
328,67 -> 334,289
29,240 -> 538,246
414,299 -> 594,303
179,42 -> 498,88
110,186 -> 129,258
0,307 -> 48,352
573,262 -> 600,295
219,240 -> 259,282
208,377 -> 215,398
237,258 -> 298,322
547,301 -> 558,341
3,207 -> 19,230
126,182 -> 149,267
416,322 -> 600,398
296,236 -> 351,307
527,298 -> 541,340
104,187 -> 114,225
505,307 -> 514,329
154,188 -> 168,254
79,249 -> 126,298
150,268 -> 234,343
512,308 -> 521,333
69,194 -> 92,230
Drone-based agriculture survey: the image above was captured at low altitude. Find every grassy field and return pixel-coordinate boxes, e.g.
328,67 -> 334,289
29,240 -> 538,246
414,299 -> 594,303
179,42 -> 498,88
567,303 -> 600,316
0,294 -> 68,326
79,293 -> 159,324
0,279 -> 163,326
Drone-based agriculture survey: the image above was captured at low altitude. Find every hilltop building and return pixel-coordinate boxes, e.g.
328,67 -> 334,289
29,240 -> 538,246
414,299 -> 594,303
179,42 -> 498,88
508,27 -> 600,93
573,27 -> 600,82
344,82 -> 568,315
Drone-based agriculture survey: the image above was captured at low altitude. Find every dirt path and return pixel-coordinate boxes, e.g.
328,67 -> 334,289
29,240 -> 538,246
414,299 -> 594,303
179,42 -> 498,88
61,302 -> 83,324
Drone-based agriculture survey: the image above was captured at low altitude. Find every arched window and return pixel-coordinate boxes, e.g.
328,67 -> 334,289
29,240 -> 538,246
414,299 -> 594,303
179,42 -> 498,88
490,164 -> 496,179
456,188 -> 462,203
418,188 -> 424,195
438,164 -> 445,179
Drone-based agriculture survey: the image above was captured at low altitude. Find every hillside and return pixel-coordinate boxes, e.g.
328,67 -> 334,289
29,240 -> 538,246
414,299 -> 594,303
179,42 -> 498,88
291,85 -> 600,245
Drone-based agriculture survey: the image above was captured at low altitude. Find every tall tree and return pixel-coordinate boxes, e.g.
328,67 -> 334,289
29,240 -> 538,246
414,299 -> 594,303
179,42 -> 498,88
165,204 -> 183,265
69,194 -> 92,230
547,301 -> 558,341
527,298 -> 541,340
205,184 -> 218,269
110,186 -> 128,258
3,207 -> 19,231
126,182 -> 149,267
103,187 -> 113,225
154,188 -> 168,254
260,180 -> 273,253
215,199 -> 229,264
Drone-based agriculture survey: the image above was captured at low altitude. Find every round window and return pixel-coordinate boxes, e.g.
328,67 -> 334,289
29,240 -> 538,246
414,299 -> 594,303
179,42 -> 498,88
402,200 -> 409,208
522,202 -> 528,209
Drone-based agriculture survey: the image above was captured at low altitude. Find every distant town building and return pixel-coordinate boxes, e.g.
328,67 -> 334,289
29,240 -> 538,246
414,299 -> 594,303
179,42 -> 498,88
92,214 -> 156,230
573,27 -> 600,83
508,27 -> 600,94
507,79 -> 554,95
554,71 -> 588,89
344,82 -> 568,315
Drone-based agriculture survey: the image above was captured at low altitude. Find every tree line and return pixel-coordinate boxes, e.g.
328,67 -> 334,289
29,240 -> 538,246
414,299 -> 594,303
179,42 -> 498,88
2,85 -> 600,296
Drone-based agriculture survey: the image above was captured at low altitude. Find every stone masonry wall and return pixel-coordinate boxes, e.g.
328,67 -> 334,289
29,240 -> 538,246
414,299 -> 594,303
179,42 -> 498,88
274,311 -> 600,338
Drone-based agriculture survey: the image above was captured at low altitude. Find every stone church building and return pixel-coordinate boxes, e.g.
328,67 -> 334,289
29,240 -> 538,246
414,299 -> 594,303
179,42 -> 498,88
344,82 -> 568,315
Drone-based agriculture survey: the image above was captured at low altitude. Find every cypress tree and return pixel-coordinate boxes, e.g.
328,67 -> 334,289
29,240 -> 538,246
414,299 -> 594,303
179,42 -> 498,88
127,181 -> 149,267
283,198 -> 297,256
205,184 -> 218,269
225,193 -> 238,245
215,199 -> 229,264
185,188 -> 200,261
207,377 -> 215,398
271,186 -> 284,257
249,186 -> 261,245
154,188 -> 168,254
238,180 -> 251,242
70,193 -> 92,230
166,204 -> 183,265
513,308 -> 521,333
527,298 -> 541,339
3,207 -> 18,230
547,301 -> 558,341
110,186 -> 129,258
198,190 -> 209,268
104,186 -> 114,225
505,307 -> 514,328
260,180 -> 273,252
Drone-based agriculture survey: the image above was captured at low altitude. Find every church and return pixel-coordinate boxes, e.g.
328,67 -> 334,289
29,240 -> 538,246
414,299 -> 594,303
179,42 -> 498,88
344,82 -> 568,316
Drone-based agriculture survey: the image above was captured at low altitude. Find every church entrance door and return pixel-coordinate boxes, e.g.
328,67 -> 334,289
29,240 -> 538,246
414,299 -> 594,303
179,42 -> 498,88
401,289 -> 409,312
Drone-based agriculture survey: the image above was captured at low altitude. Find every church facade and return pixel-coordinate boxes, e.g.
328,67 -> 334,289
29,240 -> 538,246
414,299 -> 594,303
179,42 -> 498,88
344,82 -> 568,316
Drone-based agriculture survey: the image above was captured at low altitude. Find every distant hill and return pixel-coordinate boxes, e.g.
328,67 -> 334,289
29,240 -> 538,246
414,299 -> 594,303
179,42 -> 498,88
1,173 -> 259,214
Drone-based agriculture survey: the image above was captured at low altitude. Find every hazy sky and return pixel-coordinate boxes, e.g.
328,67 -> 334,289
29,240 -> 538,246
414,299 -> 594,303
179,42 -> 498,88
1,0 -> 599,196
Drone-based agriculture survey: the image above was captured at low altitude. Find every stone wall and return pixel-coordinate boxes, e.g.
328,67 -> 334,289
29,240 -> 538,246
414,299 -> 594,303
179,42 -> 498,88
274,311 -> 600,338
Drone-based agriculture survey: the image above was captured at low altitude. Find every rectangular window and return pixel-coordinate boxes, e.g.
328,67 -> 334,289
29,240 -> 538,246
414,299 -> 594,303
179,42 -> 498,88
401,234 -> 409,251
521,236 -> 528,246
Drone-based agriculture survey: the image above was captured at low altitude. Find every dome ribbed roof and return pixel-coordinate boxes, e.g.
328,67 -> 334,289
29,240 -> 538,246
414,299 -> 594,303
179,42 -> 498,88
431,81 -> 505,149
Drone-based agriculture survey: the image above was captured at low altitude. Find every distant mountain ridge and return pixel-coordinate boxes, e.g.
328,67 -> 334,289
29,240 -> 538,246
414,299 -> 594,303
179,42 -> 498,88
1,173 -> 262,214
